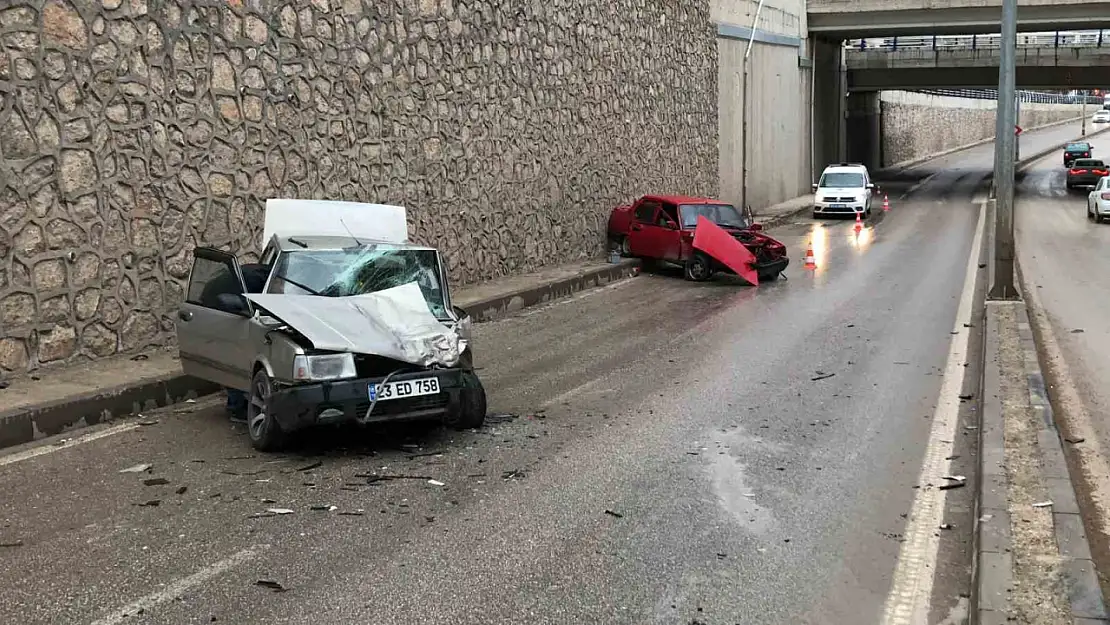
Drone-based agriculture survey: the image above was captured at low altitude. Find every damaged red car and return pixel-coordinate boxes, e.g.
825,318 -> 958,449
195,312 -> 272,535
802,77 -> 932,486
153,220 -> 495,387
607,195 -> 789,283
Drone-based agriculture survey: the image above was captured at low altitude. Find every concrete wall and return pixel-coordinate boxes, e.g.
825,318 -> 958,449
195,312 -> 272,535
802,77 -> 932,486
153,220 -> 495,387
0,0 -> 719,373
879,91 -> 1083,167
714,0 -> 813,212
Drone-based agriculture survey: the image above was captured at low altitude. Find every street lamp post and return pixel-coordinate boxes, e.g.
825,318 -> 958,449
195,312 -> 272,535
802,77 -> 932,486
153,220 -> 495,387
740,0 -> 767,216
990,0 -> 1019,300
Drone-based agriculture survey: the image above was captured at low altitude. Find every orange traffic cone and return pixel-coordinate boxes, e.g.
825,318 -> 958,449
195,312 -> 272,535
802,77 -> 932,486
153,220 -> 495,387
854,211 -> 863,232
804,246 -> 816,270
883,194 -> 890,212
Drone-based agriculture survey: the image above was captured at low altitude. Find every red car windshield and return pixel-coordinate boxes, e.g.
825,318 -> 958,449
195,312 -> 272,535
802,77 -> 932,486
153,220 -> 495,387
679,204 -> 750,229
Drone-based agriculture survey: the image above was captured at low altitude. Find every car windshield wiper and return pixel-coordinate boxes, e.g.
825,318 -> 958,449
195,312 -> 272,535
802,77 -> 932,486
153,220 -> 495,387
275,275 -> 321,295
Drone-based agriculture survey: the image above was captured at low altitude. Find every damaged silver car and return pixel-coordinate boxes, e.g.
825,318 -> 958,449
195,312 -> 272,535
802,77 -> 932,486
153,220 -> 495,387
175,200 -> 487,450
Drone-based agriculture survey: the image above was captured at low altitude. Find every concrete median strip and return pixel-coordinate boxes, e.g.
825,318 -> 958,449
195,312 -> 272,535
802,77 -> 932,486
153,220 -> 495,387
973,230 -> 1109,623
0,260 -> 640,453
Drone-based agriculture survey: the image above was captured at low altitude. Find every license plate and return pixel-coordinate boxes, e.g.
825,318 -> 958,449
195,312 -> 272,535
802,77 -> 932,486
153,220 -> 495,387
368,377 -> 440,402
829,204 -> 848,209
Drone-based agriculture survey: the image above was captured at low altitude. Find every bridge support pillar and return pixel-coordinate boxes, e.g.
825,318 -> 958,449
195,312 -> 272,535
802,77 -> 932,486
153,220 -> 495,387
811,36 -> 846,173
846,91 -> 882,170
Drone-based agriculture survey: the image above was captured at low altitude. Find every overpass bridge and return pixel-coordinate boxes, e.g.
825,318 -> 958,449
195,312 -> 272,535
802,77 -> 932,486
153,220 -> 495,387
843,33 -> 1110,90
807,0 -> 1110,38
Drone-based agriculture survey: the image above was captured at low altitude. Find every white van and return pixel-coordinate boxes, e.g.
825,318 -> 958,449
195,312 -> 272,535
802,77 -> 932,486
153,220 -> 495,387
812,163 -> 875,218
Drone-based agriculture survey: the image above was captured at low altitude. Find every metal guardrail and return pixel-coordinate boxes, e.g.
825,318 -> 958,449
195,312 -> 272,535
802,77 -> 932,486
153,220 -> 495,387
846,31 -> 1108,51
909,88 -> 1104,105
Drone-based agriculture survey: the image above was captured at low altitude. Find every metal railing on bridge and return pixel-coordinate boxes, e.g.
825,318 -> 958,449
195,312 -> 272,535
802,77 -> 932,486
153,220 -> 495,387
846,31 -> 1108,51
909,88 -> 1103,105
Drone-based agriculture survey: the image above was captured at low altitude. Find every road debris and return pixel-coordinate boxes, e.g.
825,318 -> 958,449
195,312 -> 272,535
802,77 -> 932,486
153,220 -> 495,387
486,413 -> 519,424
338,510 -> 365,516
130,354 -> 149,361
939,523 -> 954,530
1071,329 -> 1085,334
296,461 -> 322,472
254,580 -> 288,593
0,539 -> 23,547
1032,501 -> 1053,508
604,510 -> 624,519
958,394 -> 974,401
427,479 -> 445,486
942,475 -> 967,483
309,505 -> 338,512
136,500 -> 161,507
175,486 -> 188,495
502,470 -> 525,480
938,481 -> 966,491
143,478 -> 170,486
1065,436 -> 1086,444
137,419 -> 159,426
119,463 -> 152,474
811,372 -> 836,382
266,508 -> 295,515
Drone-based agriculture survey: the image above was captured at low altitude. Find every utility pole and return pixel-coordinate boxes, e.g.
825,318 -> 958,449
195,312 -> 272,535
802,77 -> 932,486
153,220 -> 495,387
990,0 -> 1018,300
1082,89 -> 1088,136
740,0 -> 767,216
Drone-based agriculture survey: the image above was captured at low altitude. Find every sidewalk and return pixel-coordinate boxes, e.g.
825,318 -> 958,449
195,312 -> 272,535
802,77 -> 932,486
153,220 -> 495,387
977,298 -> 1107,624
0,259 -> 639,450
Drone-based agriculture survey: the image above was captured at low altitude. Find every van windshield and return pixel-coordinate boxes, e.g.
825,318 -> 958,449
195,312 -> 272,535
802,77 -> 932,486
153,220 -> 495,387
818,172 -> 865,188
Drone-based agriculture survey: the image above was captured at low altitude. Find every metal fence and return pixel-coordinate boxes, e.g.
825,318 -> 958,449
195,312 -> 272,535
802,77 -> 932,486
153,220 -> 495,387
846,31 -> 1108,51
908,88 -> 1104,104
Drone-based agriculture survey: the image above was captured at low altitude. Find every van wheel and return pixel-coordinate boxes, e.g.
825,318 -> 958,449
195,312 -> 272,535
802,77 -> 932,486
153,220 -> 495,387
247,368 -> 287,452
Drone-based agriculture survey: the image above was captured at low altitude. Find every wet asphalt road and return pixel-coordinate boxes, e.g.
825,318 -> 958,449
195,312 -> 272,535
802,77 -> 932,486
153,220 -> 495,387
0,122 -> 1091,625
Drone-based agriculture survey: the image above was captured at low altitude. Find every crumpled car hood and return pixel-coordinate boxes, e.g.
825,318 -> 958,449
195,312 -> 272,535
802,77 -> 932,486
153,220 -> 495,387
246,282 -> 461,368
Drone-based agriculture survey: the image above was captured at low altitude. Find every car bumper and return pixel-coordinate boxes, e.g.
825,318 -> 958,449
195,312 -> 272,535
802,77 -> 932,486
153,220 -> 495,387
813,202 -> 866,215
1094,200 -> 1110,216
1069,176 -> 1102,186
267,368 -> 476,432
756,257 -> 790,276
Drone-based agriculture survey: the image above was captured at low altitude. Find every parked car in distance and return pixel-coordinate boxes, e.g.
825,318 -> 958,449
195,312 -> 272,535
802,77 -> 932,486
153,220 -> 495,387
1094,110 -> 1110,124
811,163 -> 875,218
1066,158 -> 1109,190
1089,176 -> 1110,223
607,195 -> 789,282
176,199 -> 487,451
1064,142 -> 1093,167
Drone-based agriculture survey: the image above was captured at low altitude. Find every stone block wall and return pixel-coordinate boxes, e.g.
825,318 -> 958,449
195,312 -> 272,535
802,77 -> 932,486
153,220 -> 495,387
0,0 -> 719,373
880,90 -> 1082,167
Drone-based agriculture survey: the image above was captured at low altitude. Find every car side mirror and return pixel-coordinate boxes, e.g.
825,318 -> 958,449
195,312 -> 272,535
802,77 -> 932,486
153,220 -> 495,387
216,293 -> 250,316
452,306 -> 473,341
811,183 -> 819,191
866,183 -> 875,189
749,223 -> 763,232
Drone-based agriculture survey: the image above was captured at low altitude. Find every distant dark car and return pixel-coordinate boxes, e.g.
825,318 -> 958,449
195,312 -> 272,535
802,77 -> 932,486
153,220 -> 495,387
1064,142 -> 1093,167
1066,158 -> 1109,189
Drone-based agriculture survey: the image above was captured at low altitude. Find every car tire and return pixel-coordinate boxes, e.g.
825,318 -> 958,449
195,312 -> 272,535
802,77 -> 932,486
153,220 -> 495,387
683,252 -> 713,282
446,372 -> 486,430
812,210 -> 821,219
247,368 -> 288,452
620,236 -> 631,257
758,270 -> 781,282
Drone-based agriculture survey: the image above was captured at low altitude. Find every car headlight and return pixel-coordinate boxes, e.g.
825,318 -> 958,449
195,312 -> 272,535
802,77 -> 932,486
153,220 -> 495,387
293,353 -> 357,381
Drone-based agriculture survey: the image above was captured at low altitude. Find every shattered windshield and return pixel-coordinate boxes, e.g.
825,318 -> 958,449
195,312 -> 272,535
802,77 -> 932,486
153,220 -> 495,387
679,204 -> 750,229
268,246 -> 449,319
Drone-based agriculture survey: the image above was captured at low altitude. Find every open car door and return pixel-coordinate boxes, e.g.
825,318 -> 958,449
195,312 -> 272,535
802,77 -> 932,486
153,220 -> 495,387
176,247 -> 255,391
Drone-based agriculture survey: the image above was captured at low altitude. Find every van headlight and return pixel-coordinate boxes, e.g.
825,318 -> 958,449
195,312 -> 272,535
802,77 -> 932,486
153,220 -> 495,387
293,353 -> 357,381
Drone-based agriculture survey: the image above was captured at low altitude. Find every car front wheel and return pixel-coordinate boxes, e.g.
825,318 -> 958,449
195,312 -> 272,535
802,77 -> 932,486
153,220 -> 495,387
684,252 -> 713,282
247,368 -> 287,452
445,372 -> 486,430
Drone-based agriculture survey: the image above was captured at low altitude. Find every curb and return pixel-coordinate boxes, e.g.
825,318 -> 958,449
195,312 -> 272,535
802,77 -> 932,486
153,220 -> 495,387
0,260 -> 642,452
457,259 -> 640,323
975,278 -> 1109,621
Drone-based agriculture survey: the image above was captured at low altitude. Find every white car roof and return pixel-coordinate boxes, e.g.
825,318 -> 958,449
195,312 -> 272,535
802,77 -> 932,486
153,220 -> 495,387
821,164 -> 869,174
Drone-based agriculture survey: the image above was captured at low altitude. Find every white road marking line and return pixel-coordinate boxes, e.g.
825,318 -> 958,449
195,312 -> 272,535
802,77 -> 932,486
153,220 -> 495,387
880,198 -> 985,625
89,547 -> 266,625
0,423 -> 140,468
